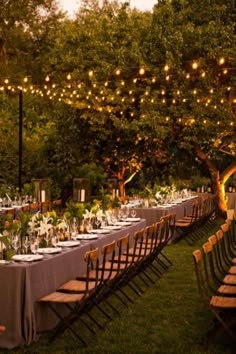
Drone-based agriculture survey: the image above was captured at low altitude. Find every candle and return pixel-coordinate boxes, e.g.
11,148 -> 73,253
80,189 -> 85,202
41,190 -> 46,202
112,189 -> 116,199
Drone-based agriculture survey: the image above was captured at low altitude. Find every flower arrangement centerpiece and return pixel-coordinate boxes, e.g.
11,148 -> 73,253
0,214 -> 20,259
62,201 -> 85,236
28,212 -> 53,247
83,200 -> 104,231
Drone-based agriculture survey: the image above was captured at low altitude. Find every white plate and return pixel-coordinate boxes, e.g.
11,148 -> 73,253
0,260 -> 11,265
90,229 -> 111,234
38,247 -> 62,254
75,234 -> 98,240
116,221 -> 132,226
57,241 -> 80,247
102,225 -> 122,230
126,217 -> 141,222
12,254 -> 43,262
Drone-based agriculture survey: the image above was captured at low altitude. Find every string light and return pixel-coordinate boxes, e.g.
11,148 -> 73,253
139,67 -> 145,75
219,57 -> 225,65
192,61 -> 198,70
164,64 -> 169,72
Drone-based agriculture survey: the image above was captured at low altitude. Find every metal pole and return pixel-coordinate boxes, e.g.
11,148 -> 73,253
19,90 -> 23,193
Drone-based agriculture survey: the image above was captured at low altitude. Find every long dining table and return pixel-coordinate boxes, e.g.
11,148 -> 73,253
0,219 -> 146,349
133,197 -> 197,226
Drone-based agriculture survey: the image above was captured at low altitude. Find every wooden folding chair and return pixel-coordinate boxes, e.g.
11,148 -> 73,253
40,201 -> 50,213
38,247 -> 100,345
114,228 -> 151,294
21,204 -> 30,213
30,202 -> 40,214
175,202 -> 200,244
193,248 -> 236,343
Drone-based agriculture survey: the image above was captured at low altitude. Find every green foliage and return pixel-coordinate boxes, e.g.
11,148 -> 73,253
64,201 -> 85,221
18,212 -> 32,237
0,0 -> 235,203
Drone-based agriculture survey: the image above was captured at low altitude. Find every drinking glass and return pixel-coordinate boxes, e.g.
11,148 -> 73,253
23,236 -> 30,254
51,234 -> 59,247
95,217 -> 101,229
12,235 -> 20,254
86,221 -> 93,233
44,232 -> 51,247
30,238 -> 39,254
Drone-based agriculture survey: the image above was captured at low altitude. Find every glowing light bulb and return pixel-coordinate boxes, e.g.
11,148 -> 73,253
219,57 -> 225,65
139,67 -> 145,75
164,64 -> 169,72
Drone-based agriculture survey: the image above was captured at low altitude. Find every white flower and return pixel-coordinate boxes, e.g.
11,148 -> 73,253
56,219 -> 68,230
96,209 -> 104,219
28,212 -> 41,233
155,192 -> 161,200
37,215 -> 53,235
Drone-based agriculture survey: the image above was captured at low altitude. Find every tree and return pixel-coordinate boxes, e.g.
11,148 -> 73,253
139,0 -> 236,214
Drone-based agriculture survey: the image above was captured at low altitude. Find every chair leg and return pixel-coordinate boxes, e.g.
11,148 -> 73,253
47,303 -> 87,346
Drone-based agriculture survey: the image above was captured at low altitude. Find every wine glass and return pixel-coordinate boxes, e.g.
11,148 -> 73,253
95,216 -> 101,229
51,234 -> 59,247
23,236 -> 30,254
30,237 -> 39,254
110,213 -> 117,225
86,221 -> 93,233
44,232 -> 51,247
130,209 -> 137,218
12,235 -> 20,254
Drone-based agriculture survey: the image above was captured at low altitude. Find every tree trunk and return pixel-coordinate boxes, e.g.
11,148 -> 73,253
194,144 -> 236,217
118,179 -> 125,200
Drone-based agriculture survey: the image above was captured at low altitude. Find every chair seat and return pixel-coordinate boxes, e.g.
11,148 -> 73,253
77,267 -> 118,282
39,291 -> 86,303
210,295 -> 236,308
218,285 -> 236,295
175,221 -> 192,227
228,266 -> 236,274
58,279 -> 98,293
223,274 -> 236,285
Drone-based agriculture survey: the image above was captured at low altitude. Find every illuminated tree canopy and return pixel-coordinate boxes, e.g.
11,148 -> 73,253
0,0 -> 235,211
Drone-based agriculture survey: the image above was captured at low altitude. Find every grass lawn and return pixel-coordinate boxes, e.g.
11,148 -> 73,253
4,218 -> 236,354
